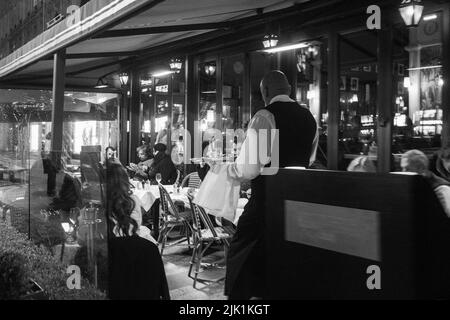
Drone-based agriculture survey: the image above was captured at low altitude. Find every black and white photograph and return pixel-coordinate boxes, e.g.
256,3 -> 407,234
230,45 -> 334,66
0,0 -> 450,307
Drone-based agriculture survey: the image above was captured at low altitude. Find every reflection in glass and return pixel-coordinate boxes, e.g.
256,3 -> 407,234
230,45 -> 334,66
0,89 -> 119,295
222,55 -> 246,157
199,61 -> 219,154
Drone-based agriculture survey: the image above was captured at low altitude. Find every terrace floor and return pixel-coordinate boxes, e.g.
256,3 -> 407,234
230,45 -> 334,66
162,244 -> 227,300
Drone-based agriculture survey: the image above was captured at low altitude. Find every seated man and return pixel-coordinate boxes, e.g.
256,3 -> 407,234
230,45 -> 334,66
147,143 -> 177,185
127,145 -> 154,181
401,149 -> 450,217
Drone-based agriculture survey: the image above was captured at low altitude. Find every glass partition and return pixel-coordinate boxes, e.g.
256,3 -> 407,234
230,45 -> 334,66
0,88 -> 120,298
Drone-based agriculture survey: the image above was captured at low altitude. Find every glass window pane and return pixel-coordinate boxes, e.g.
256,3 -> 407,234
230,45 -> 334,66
392,12 -> 443,172
339,30 -> 378,172
198,60 -> 219,155
222,54 -> 245,157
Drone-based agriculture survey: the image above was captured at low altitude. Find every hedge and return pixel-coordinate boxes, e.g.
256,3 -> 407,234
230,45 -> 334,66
0,221 -> 106,300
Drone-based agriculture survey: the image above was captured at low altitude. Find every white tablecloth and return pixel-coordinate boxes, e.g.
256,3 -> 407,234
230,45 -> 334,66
132,182 -> 247,226
132,185 -> 190,211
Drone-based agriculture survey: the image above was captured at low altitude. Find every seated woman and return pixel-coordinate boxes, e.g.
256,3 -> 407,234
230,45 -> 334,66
106,163 -> 157,244
106,163 -> 169,300
127,145 -> 153,181
147,143 -> 177,185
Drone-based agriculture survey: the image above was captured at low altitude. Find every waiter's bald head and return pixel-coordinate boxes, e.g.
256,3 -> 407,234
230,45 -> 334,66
260,70 -> 291,105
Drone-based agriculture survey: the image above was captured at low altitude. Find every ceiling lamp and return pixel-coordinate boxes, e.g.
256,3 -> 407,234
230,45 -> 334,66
204,64 -> 216,76
94,78 -> 108,89
263,42 -> 309,54
262,33 -> 279,49
307,45 -> 319,58
399,0 -> 424,27
169,58 -> 183,73
118,72 -> 129,86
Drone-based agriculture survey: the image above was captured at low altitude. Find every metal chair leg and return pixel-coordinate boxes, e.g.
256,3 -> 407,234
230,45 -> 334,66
193,242 -> 203,288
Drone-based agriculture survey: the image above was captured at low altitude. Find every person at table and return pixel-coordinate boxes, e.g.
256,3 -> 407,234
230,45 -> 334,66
106,163 -> 157,243
147,143 -> 177,185
104,163 -> 168,300
127,145 -> 153,181
104,146 -> 117,165
401,149 -> 450,217
208,70 -> 318,299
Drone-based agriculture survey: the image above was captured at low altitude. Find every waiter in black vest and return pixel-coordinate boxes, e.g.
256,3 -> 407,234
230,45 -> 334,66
209,70 -> 318,299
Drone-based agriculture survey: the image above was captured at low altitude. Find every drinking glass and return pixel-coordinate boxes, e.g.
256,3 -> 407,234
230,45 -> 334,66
156,173 -> 162,184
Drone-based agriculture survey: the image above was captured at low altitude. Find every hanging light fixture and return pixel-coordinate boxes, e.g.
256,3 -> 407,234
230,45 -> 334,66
399,0 -> 424,27
262,33 -> 279,49
204,64 -> 216,76
169,58 -> 183,73
118,72 -> 129,86
94,77 -> 108,88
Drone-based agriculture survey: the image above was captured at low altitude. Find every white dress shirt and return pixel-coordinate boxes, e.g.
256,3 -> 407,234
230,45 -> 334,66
211,94 -> 319,181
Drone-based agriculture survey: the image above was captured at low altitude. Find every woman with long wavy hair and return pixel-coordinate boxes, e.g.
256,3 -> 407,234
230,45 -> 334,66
106,163 -> 155,241
105,163 -> 170,300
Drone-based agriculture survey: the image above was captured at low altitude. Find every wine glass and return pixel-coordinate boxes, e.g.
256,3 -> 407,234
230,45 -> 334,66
156,173 -> 162,185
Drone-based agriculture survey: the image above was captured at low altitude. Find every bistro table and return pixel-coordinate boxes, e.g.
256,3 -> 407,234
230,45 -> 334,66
131,180 -> 246,227
131,182 -> 191,211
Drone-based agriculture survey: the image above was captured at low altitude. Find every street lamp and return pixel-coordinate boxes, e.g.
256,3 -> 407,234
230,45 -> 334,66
119,72 -> 129,86
399,0 -> 424,27
169,58 -> 183,73
262,33 -> 279,49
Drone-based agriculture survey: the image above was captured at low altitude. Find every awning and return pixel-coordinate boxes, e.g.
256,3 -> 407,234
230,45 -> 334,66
0,0 -> 305,88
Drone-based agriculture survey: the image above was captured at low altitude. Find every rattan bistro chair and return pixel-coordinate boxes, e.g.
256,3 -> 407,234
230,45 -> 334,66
180,172 -> 202,189
157,184 -> 192,255
187,194 -> 234,288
